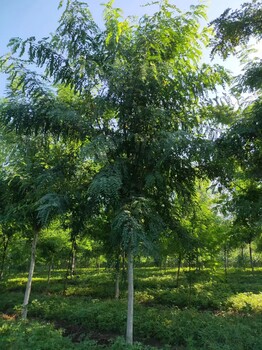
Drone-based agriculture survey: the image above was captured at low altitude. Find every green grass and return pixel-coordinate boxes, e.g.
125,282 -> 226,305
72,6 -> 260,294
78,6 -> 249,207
1,267 -> 262,349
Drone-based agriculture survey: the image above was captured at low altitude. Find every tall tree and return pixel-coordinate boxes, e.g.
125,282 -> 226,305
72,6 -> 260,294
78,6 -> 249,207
1,0 -> 228,343
210,1 -> 262,260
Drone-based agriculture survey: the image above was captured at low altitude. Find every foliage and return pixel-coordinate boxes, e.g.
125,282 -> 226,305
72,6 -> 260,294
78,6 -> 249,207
210,0 -> 262,59
0,0 -> 229,255
210,0 -> 262,257
1,268 -> 262,349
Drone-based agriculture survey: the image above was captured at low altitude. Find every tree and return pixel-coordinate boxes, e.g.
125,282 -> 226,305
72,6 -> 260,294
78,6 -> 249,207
37,222 -> 71,283
0,0 -> 228,343
0,126 -> 84,318
210,1 -> 262,267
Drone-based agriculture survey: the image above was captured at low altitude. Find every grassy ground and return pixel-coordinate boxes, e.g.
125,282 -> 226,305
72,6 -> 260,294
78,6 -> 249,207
1,267 -> 262,349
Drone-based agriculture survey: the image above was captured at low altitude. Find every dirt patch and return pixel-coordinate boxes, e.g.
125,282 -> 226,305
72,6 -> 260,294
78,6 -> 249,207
1,313 -> 18,321
54,320 -> 118,345
88,330 -> 119,345
55,320 -> 168,347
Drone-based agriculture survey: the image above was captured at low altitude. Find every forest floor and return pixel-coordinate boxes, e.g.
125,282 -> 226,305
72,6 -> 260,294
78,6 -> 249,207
1,267 -> 262,349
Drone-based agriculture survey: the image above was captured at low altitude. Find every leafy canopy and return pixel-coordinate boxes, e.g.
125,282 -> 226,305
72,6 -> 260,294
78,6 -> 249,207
0,0 -> 229,250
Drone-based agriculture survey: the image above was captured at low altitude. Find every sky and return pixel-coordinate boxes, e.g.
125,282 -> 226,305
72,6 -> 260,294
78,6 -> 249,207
0,0 -> 259,96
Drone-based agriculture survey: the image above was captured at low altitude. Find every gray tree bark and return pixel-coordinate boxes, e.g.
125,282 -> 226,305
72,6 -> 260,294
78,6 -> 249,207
249,242 -> 254,273
126,247 -> 134,345
176,253 -> 182,287
21,229 -> 39,320
115,257 -> 120,299
224,246 -> 228,281
47,255 -> 54,284
115,270 -> 120,300
0,236 -> 9,280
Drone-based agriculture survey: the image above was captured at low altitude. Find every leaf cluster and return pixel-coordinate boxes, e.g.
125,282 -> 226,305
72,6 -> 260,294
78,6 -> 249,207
210,0 -> 262,59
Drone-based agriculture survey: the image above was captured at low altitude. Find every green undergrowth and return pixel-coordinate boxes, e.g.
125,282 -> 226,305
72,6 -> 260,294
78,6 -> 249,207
0,317 -> 157,350
0,317 -> 95,350
1,268 -> 262,349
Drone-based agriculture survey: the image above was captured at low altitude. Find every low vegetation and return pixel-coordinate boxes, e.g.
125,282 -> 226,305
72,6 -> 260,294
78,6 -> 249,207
1,267 -> 262,349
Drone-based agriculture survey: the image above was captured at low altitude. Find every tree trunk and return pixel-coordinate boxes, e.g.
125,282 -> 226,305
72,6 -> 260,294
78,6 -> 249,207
94,257 -> 101,270
70,238 -> 77,278
47,255 -> 54,284
224,246 -> 228,282
63,255 -> 71,295
122,252 -> 126,276
126,247 -> 134,345
0,236 -> 9,280
241,246 -> 245,268
115,257 -> 120,300
196,250 -> 200,271
163,257 -> 167,270
21,229 -> 39,320
71,248 -> 76,277
115,271 -> 120,300
249,242 -> 254,273
176,253 -> 182,288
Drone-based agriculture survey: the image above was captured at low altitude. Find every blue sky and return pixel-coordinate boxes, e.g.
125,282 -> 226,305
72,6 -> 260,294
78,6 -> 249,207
0,0 -> 254,96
